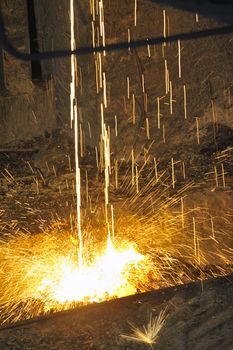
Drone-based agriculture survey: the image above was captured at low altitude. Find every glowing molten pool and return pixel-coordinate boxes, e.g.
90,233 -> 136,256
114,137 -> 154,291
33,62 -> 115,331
36,239 -> 144,308
0,230 -> 151,323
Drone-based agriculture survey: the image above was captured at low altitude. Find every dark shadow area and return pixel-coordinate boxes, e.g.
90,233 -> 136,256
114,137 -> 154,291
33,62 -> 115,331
200,123 -> 233,155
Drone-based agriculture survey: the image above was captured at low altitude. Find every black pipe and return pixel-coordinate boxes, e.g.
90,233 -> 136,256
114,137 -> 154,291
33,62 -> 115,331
26,0 -> 42,79
0,48 -> 5,88
0,8 -> 233,61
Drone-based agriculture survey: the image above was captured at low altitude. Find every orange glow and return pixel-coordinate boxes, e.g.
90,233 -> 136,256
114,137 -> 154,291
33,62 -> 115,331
37,238 -> 143,306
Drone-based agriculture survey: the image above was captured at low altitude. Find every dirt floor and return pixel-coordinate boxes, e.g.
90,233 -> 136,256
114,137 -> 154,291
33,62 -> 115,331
0,133 -> 232,264
0,273 -> 232,350
0,133 -> 232,324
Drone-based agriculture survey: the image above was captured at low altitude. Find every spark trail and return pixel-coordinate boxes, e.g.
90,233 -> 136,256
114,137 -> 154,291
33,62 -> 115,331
70,0 -> 82,267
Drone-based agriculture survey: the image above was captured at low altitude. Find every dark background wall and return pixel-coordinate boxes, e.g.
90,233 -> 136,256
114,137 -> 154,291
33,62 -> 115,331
0,0 -> 56,145
33,0 -> 233,163
0,0 -> 232,160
